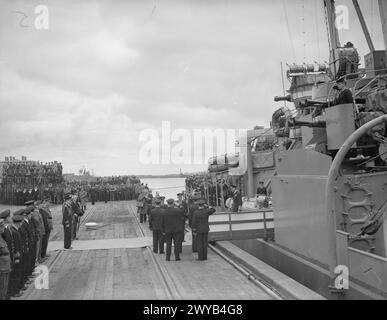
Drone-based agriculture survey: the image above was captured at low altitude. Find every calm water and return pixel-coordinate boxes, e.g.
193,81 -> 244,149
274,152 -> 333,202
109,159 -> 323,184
140,177 -> 186,200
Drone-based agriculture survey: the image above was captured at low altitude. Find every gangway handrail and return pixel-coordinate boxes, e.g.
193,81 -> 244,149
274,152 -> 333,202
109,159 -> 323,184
209,208 -> 274,241
213,208 -> 273,215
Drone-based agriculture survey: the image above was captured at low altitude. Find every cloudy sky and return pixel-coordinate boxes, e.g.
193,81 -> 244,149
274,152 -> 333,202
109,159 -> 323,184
0,0 -> 385,175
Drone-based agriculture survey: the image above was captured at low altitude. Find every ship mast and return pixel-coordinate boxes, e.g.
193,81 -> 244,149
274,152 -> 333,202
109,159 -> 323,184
324,0 -> 340,77
324,0 -> 340,50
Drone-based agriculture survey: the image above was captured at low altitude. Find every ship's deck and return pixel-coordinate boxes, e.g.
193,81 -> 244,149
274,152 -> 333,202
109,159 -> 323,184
3,201 -> 276,300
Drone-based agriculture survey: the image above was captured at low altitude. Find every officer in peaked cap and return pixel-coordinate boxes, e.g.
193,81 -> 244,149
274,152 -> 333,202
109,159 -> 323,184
188,193 -> 202,253
30,201 -> 45,264
0,219 -> 11,300
175,193 -> 188,253
8,213 -> 23,297
12,214 -> 24,223
159,196 -> 166,207
24,206 -> 34,215
191,199 -> 216,261
62,193 -> 73,249
23,205 -> 37,276
0,210 -> 11,220
0,209 -> 13,299
24,200 -> 35,206
149,198 -> 165,254
39,199 -> 53,260
161,199 -> 185,261
14,209 -> 29,290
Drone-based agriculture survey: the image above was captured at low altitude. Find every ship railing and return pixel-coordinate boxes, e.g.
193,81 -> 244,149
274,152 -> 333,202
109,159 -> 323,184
208,208 -> 274,242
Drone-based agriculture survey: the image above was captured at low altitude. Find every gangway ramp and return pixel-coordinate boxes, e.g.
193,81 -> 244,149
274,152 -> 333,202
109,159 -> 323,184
208,209 -> 274,241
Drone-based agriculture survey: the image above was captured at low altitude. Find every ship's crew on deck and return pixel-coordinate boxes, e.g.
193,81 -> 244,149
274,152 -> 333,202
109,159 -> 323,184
256,181 -> 267,196
332,78 -> 354,106
160,196 -> 166,207
149,198 -> 165,254
176,193 -> 187,211
256,181 -> 269,209
152,192 -> 161,206
191,200 -> 216,261
62,193 -> 73,249
0,219 -> 11,300
162,199 -> 185,261
9,214 -> 24,297
90,187 -> 96,205
230,185 -> 242,213
137,189 -> 149,223
103,187 -> 109,203
146,191 -> 154,220
79,189 -> 87,211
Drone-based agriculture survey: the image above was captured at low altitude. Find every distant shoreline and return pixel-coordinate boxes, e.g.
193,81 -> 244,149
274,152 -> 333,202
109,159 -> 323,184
138,175 -> 187,179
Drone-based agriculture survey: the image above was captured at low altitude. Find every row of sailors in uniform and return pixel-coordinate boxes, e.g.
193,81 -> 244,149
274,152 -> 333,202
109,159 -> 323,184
147,194 -> 216,261
89,185 -> 137,204
0,199 -> 53,300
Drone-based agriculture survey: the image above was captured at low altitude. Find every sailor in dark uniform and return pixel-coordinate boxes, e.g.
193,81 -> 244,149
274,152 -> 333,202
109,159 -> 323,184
256,181 -> 267,196
0,219 -> 11,300
17,209 -> 30,288
90,187 -> 96,205
71,195 -> 83,241
175,193 -> 188,254
332,78 -> 354,106
230,185 -> 242,213
191,200 -> 216,261
149,198 -> 165,254
188,194 -> 201,253
0,210 -> 14,298
24,204 -> 37,276
31,201 -> 45,264
39,199 -> 53,260
9,214 -> 24,297
162,199 -> 185,261
0,211 -> 13,255
62,193 -> 73,249
256,181 -> 269,209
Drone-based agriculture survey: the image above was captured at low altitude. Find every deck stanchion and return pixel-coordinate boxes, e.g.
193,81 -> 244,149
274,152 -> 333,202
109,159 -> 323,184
220,181 -> 225,211
263,210 -> 268,241
228,210 -> 233,240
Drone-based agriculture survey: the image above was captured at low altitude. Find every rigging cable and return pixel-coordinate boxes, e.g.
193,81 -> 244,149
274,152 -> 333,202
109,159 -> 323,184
302,0 -> 306,62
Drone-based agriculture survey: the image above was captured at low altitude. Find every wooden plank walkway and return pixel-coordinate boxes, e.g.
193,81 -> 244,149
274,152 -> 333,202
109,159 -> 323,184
8,201 -> 274,300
